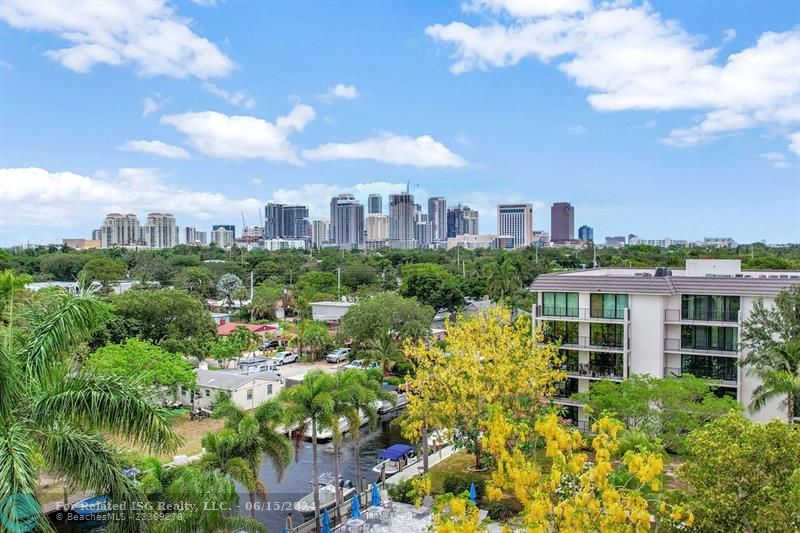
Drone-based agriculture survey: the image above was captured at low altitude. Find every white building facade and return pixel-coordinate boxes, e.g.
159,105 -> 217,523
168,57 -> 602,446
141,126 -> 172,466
141,212 -> 178,249
530,259 -> 800,427
497,203 -> 533,248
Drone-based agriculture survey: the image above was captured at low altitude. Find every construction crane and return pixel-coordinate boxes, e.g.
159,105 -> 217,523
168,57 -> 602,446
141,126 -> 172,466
241,211 -> 247,231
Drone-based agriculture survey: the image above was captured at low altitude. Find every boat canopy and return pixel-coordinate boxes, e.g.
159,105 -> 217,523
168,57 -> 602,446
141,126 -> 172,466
378,444 -> 414,460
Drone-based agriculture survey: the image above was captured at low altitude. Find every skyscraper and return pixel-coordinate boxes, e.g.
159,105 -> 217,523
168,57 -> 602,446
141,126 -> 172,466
550,202 -> 574,242
311,219 -> 330,248
388,193 -> 416,249
427,197 -> 447,242
211,226 -> 234,248
99,213 -> 141,248
265,203 -> 309,240
141,213 -> 178,249
368,194 -> 383,214
330,194 -> 364,249
212,224 -> 236,239
497,203 -> 534,248
447,204 -> 479,237
184,226 -> 207,245
366,214 -> 389,243
578,225 -> 594,243
264,203 -> 283,239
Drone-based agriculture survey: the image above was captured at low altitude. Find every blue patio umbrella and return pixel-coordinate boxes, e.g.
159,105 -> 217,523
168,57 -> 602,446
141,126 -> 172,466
321,508 -> 331,533
351,494 -> 361,519
469,482 -> 477,504
371,483 -> 381,507
282,529 -> 288,533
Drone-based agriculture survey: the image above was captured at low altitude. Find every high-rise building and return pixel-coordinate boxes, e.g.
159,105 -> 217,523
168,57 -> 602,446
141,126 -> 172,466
265,204 -> 309,240
184,226 -> 207,245
366,214 -> 389,243
211,227 -> 234,249
311,219 -> 330,248
388,193 -> 416,249
141,213 -> 178,249
531,259 -> 800,426
447,204 -> 479,237
330,194 -> 364,249
605,236 -> 626,248
497,203 -> 534,248
99,213 -> 141,248
212,224 -> 236,239
242,226 -> 265,239
91,229 -> 102,241
578,225 -> 594,243
415,221 -> 434,248
368,194 -> 383,215
427,197 -> 447,242
550,202 -> 574,242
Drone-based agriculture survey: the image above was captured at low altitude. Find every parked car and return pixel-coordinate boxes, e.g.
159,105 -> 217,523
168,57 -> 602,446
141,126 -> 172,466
326,348 -> 350,363
344,359 -> 380,371
259,339 -> 280,351
270,351 -> 298,365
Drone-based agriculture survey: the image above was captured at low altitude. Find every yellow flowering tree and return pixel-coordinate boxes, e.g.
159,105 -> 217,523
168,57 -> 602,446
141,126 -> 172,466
402,305 -> 564,470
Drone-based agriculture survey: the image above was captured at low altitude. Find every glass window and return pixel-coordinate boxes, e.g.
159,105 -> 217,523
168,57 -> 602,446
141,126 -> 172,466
555,378 -> 580,397
543,321 -> 579,344
681,355 -> 737,382
589,352 -> 623,376
681,325 -> 738,351
590,294 -> 627,319
542,292 -> 578,317
590,323 -> 624,347
267,384 -> 273,395
205,389 -> 211,397
681,295 -> 740,322
246,389 -> 253,400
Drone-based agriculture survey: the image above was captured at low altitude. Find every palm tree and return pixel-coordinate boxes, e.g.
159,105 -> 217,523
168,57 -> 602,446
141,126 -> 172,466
485,255 -> 520,303
202,397 -> 292,519
746,340 -> 800,421
329,371 -> 361,522
0,272 -> 181,532
280,370 -> 336,530
364,330 -> 403,376
154,466 -> 266,533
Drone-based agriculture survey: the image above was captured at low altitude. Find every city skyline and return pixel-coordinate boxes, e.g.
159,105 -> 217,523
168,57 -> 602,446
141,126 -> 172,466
1,1 -> 798,246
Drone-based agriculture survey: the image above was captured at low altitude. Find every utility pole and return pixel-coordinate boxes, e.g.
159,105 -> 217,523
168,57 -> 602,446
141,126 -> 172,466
337,266 -> 341,298
250,271 -> 254,300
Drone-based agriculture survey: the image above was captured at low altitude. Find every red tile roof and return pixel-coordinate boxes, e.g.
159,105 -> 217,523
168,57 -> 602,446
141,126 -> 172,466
217,322 -> 278,336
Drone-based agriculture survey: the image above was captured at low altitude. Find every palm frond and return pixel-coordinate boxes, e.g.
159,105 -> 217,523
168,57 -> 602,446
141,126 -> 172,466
261,428 -> 292,482
32,373 -> 182,453
0,421 -> 39,497
223,514 -> 268,533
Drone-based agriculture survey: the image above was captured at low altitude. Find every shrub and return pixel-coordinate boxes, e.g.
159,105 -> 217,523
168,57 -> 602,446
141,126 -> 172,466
442,473 -> 485,500
485,501 -> 521,521
388,479 -> 416,504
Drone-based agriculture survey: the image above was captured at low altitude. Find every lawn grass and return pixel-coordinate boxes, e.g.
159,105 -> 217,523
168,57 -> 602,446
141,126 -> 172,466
428,450 -> 492,494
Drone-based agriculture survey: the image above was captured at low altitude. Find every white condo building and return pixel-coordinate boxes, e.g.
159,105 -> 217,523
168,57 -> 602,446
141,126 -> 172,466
530,259 -> 800,427
141,213 -> 178,249
497,203 -> 533,248
99,213 -> 141,248
211,227 -> 234,249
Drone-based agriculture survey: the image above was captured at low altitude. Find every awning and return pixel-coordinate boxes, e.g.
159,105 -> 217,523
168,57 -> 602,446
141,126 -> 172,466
378,444 -> 414,461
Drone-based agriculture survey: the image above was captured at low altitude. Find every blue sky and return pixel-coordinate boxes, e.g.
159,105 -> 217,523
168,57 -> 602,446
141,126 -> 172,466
0,0 -> 798,246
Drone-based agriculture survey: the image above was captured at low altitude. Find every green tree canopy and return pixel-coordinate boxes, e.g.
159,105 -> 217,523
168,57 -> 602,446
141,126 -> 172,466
39,253 -> 89,280
174,266 -> 215,297
573,374 -> 740,454
399,263 -> 464,311
107,288 -> 216,357
680,411 -> 800,531
339,292 -> 434,353
87,338 -> 196,394
81,256 -> 127,292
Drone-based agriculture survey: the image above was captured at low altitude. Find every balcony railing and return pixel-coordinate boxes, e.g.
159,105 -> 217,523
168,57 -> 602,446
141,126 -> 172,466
665,366 -> 737,384
538,306 -> 626,321
664,337 -> 738,355
564,362 -> 624,380
665,309 -> 739,323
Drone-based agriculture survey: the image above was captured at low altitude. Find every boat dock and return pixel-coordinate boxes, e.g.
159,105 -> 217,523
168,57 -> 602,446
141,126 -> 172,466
384,444 -> 456,486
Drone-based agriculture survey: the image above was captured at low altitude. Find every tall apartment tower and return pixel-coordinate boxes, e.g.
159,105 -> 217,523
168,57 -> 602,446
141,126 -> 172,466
330,194 -> 365,249
311,219 -> 330,248
211,227 -> 234,249
550,202 -> 574,242
578,225 -> 594,243
388,193 -> 416,249
447,204 -> 479,237
366,214 -> 389,244
265,204 -> 309,240
212,224 -> 236,239
264,203 -> 283,239
497,203 -> 534,248
368,194 -> 383,214
184,226 -> 208,245
99,213 -> 141,248
141,213 -> 178,249
427,197 -> 447,242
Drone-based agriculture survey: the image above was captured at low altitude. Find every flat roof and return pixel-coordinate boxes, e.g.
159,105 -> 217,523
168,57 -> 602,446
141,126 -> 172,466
196,369 -> 280,390
311,301 -> 354,307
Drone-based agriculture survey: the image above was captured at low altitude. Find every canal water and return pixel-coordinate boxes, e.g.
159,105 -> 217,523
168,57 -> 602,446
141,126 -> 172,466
50,411 -> 409,532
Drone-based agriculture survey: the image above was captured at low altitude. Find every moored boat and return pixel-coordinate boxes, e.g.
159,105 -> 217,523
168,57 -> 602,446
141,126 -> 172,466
292,474 -> 356,518
71,496 -> 111,517
378,391 -> 408,414
372,443 -> 418,476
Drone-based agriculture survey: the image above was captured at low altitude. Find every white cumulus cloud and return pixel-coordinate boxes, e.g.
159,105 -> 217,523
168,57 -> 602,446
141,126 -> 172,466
319,83 -> 359,102
426,2 -> 800,151
760,152 -> 791,169
160,105 -> 315,165
0,0 -> 233,79
202,82 -> 256,109
302,133 -> 466,168
118,140 -> 191,160
789,132 -> 800,156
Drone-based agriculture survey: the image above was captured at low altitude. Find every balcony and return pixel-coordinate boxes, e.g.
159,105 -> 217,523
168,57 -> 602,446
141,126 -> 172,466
554,336 -> 626,353
537,306 -> 626,322
664,366 -> 737,387
564,362 -> 624,381
665,309 -> 739,324
664,338 -> 738,356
